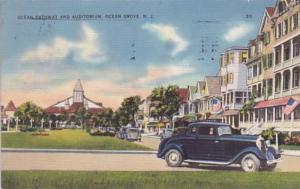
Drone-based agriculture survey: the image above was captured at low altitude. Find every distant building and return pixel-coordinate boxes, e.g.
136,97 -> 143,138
45,79 -> 104,115
0,100 -> 17,125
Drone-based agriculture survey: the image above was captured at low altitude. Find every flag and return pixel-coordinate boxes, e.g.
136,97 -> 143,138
211,97 -> 222,113
283,98 -> 300,115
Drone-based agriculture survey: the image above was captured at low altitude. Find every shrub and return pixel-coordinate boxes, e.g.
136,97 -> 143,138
261,128 -> 285,145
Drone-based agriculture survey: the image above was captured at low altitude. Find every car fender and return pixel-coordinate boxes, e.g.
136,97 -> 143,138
231,146 -> 267,164
157,143 -> 184,159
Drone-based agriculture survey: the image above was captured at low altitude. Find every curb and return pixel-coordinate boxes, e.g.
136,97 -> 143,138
281,150 -> 300,157
1,148 -> 157,155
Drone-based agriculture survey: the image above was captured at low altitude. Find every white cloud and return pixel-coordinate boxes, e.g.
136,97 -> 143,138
21,23 -> 106,64
136,64 -> 194,84
142,23 -> 189,56
224,23 -> 254,42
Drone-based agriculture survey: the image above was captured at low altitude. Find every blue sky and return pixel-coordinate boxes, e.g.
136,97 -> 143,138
1,0 -> 276,109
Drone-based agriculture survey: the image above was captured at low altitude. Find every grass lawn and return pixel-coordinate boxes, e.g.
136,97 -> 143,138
280,144 -> 300,150
1,130 -> 152,150
2,171 -> 300,189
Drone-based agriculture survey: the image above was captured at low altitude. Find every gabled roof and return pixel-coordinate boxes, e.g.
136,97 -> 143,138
74,79 -> 84,92
205,76 -> 221,96
177,88 -> 188,103
266,7 -> 275,17
5,100 -> 16,112
68,102 -> 84,113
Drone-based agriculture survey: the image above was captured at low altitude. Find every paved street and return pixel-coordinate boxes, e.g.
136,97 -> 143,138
2,152 -> 300,172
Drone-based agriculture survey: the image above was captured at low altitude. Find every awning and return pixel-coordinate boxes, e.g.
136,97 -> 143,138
255,96 -> 291,109
222,109 -> 240,116
208,113 -> 222,120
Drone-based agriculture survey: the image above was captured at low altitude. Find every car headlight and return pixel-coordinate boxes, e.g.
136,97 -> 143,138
265,140 -> 271,147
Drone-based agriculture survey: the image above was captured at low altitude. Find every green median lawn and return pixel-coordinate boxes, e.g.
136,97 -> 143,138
2,171 -> 300,189
1,130 -> 152,151
280,144 -> 300,151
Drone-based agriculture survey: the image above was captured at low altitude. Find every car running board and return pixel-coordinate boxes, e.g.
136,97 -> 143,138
184,159 -> 230,165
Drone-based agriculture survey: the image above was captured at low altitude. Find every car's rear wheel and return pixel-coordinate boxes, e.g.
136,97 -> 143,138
241,153 -> 261,172
165,149 -> 182,167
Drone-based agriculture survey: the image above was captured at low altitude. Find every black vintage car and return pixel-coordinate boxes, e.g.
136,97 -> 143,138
157,122 -> 281,172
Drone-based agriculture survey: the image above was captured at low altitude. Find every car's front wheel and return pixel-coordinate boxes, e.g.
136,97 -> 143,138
241,153 -> 261,172
165,149 -> 182,167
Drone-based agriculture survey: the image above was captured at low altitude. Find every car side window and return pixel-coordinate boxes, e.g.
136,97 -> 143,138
188,126 -> 197,136
198,127 -> 216,136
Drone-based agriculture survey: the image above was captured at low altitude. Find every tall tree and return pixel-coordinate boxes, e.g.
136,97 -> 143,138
14,101 -> 44,125
97,108 -> 114,127
118,96 -> 141,126
150,85 -> 181,121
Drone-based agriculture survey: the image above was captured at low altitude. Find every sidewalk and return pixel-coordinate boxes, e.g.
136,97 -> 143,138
1,148 -> 157,154
281,149 -> 300,157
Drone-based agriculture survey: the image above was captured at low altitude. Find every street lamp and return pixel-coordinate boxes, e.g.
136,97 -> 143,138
49,120 -> 52,130
41,118 -> 45,129
30,118 -> 34,128
15,117 -> 19,131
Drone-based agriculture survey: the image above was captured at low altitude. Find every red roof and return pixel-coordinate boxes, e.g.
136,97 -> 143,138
45,106 -> 66,114
255,96 -> 291,109
5,100 -> 16,112
266,7 -> 275,17
88,108 -> 104,114
68,102 -> 84,113
177,88 -> 188,103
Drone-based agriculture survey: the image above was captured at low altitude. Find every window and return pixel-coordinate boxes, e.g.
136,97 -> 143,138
258,62 -> 262,75
258,83 -> 262,97
284,42 -> 290,61
248,67 -> 253,80
264,31 -> 270,45
190,126 -> 197,134
283,70 -> 291,90
229,73 -> 234,84
292,13 -> 298,30
275,47 -> 282,65
268,53 -> 273,68
294,105 -> 300,120
275,106 -> 282,121
293,36 -> 300,57
242,52 -> 248,62
267,79 -> 273,96
218,126 -> 232,136
277,23 -> 282,38
283,19 -> 289,35
267,107 -> 273,121
253,64 -> 258,77
293,67 -> 300,88
275,73 -> 282,93
198,126 -> 215,136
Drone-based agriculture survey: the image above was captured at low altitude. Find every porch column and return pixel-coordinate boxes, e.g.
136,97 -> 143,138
291,39 -> 294,60
281,44 -> 284,64
265,107 -> 268,123
281,106 -> 284,123
265,79 -> 268,97
290,67 -> 293,95
273,107 -> 276,123
280,71 -> 284,96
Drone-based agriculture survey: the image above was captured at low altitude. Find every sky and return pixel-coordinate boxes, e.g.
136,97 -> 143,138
1,0 -> 276,109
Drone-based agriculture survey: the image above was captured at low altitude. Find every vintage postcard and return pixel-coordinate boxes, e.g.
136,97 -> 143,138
1,0 -> 300,188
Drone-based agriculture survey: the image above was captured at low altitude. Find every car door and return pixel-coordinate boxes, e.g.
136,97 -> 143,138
213,126 -> 235,161
196,126 -> 217,160
183,125 -> 199,160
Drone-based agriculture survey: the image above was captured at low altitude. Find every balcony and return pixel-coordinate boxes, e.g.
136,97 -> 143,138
274,56 -> 300,73
292,87 -> 300,95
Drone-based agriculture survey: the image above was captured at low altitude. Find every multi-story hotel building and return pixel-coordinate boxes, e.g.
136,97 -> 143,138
240,0 -> 300,130
219,47 -> 249,128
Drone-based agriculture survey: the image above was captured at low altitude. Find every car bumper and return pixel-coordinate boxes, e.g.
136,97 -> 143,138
266,151 -> 281,165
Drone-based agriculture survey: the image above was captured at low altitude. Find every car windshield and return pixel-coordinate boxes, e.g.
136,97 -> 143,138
218,126 -> 232,136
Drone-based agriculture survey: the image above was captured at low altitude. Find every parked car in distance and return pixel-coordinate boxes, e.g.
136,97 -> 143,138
157,122 -> 281,172
116,127 -> 141,141
160,128 -> 174,140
